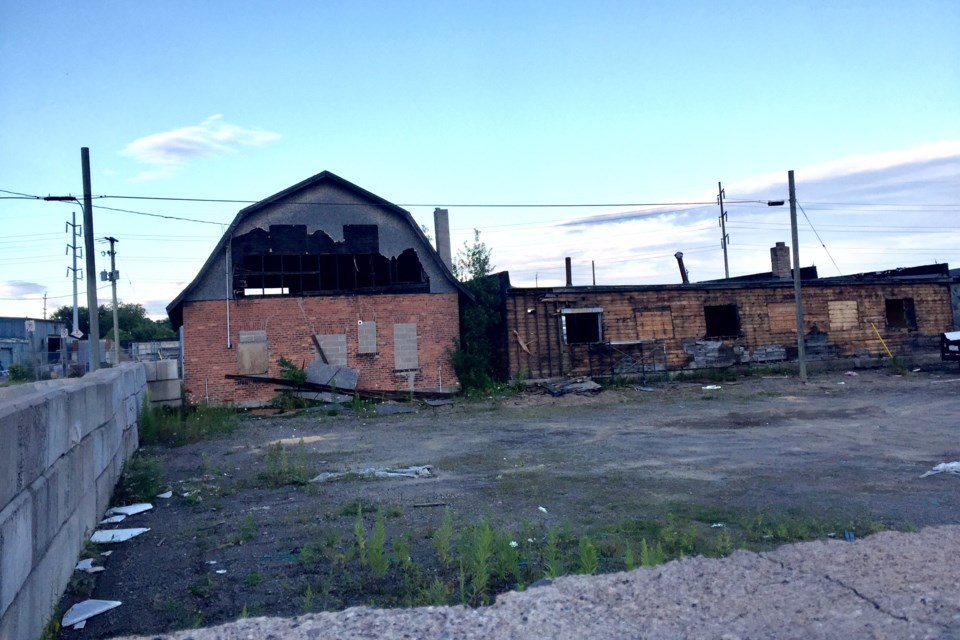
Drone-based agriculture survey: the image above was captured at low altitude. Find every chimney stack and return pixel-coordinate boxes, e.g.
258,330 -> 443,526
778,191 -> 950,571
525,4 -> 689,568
565,257 -> 573,286
771,241 -> 791,278
433,208 -> 452,271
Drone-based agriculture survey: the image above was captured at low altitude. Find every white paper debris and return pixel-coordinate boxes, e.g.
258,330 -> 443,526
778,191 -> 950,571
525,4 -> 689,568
538,506 -> 548,514
106,503 -> 153,517
215,569 -> 227,575
920,461 -> 960,478
100,514 -> 126,525
72,621 -> 87,630
101,550 -> 113,557
156,491 -> 173,499
711,523 -> 726,528
702,385 -> 722,390
61,599 -> 122,627
75,558 -> 106,574
310,465 -> 435,483
206,560 -> 218,565
91,528 -> 150,543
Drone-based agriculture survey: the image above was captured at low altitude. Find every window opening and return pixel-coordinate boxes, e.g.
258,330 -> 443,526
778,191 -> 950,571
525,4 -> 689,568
561,308 -> 603,344
704,304 -> 741,338
885,298 -> 917,330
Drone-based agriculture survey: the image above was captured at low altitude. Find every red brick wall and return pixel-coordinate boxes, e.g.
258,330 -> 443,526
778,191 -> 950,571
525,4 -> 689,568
182,293 -> 460,405
505,282 -> 954,378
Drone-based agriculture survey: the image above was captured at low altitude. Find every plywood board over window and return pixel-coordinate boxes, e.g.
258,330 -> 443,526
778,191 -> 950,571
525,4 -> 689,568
394,323 -> 419,370
635,309 -> 675,339
238,330 -> 268,375
767,303 -> 796,332
358,321 -> 377,354
828,301 -> 859,331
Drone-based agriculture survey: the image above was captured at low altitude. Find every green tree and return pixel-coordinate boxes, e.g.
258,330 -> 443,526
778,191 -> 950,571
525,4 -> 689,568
50,303 -> 176,342
451,230 -> 503,392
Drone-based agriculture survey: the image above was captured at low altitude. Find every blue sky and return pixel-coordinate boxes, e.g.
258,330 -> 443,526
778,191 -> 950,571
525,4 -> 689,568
1,1 -> 958,320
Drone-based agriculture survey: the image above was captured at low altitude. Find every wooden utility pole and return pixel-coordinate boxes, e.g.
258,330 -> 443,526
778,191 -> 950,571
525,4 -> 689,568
789,170 -> 807,382
82,148 -> 100,371
718,182 -> 729,279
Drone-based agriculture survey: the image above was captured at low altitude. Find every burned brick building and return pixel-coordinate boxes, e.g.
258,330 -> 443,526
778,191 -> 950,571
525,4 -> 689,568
167,171 -> 466,406
503,243 -> 959,380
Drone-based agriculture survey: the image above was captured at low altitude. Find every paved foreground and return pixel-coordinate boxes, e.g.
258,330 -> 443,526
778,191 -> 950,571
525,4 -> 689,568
115,525 -> 960,640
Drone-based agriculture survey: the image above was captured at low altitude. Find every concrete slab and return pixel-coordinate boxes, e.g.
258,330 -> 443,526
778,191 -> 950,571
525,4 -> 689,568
148,379 -> 181,402
305,361 -> 359,391
0,492 -> 33,617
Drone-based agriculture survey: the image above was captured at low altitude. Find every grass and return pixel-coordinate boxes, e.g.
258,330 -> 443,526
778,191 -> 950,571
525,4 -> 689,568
257,440 -> 312,487
112,454 -> 163,505
139,400 -> 238,447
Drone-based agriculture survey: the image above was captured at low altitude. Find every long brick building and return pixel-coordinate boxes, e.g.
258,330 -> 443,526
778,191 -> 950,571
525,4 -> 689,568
167,171 -> 466,406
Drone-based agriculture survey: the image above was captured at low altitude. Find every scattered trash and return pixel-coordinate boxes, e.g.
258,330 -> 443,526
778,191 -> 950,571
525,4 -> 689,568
106,503 -> 153,517
837,382 -> 846,385
912,368 -> 922,373
206,560 -> 218,565
100,515 -> 126,525
90,528 -> 150,544
75,558 -> 105,574
920,461 -> 960,478
374,403 -> 419,415
702,385 -> 722,391
540,377 -> 602,397
827,532 -> 836,539
61,599 -> 122,627
844,531 -> 856,542
215,569 -> 227,575
635,386 -> 657,392
156,491 -> 173,499
310,465 -> 435,483
424,398 -> 455,407
509,540 -> 518,548
72,621 -> 86,630
711,523 -> 726,528
538,506 -> 548,514
845,371 -> 858,377
100,550 -> 113,557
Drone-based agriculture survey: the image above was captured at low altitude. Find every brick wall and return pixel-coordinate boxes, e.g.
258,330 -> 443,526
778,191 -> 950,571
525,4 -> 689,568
181,293 -> 460,405
506,282 -> 954,378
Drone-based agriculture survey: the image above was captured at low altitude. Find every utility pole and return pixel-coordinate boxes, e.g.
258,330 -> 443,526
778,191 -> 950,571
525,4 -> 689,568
717,182 -> 729,279
66,212 -> 82,335
102,237 -> 121,365
789,170 -> 807,383
82,147 -> 100,371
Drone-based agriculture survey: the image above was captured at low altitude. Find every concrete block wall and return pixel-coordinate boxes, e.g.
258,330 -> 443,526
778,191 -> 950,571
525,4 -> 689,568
0,363 -> 146,640
143,359 -> 182,408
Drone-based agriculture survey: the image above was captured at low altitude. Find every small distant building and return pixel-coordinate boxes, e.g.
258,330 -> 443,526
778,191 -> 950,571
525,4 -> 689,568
167,171 -> 467,406
502,244 -> 960,379
0,317 -> 67,377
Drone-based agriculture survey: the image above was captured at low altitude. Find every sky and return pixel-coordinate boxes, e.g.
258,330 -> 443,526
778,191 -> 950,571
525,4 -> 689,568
1,1 -> 958,321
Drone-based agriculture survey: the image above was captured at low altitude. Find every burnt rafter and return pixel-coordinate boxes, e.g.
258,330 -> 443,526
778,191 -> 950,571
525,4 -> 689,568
232,224 -> 428,296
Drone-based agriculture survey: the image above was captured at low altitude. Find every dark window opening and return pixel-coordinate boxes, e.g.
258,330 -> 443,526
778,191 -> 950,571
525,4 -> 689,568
885,298 -> 917,330
704,304 -> 741,338
562,310 -> 603,344
232,226 -> 428,297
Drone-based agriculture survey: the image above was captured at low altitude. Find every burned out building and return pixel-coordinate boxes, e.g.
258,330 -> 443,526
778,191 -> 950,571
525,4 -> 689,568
167,171 -> 465,406
503,244 -> 959,380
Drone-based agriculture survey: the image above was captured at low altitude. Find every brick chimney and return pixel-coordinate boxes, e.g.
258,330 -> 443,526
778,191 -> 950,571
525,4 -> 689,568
770,242 -> 791,278
433,208 -> 452,271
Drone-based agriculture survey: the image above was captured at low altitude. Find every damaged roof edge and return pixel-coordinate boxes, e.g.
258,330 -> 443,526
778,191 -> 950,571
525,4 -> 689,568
166,170 -> 472,329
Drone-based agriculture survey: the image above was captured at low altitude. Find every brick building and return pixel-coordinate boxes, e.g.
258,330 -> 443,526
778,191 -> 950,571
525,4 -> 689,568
503,245 -> 959,380
167,171 -> 466,406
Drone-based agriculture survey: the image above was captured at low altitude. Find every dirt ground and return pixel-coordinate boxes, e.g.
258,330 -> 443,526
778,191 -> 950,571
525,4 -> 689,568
55,366 -> 960,639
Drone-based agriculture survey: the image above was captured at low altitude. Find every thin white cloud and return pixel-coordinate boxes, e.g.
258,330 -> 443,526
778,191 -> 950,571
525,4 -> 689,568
121,115 -> 280,181
0,281 -> 45,298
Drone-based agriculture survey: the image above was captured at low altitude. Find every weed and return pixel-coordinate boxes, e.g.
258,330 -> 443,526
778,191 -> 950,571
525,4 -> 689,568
298,542 -> 320,565
189,574 -> 215,598
140,402 -> 236,447
243,573 -> 264,587
640,538 -> 665,566
459,520 -> 495,604
542,529 -> 564,578
227,514 -> 258,546
624,545 -> 636,570
303,583 -> 314,613
7,363 -> 31,382
350,393 -> 375,414
393,534 -> 412,569
492,530 -> 521,585
433,509 -> 454,567
112,454 -> 163,505
577,536 -> 599,575
258,441 -> 311,487
354,504 -> 367,566
427,577 -> 450,606
239,603 -> 249,619
368,507 -> 389,578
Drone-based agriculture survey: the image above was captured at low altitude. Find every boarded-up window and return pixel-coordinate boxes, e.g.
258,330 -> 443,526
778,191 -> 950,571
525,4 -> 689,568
561,308 -> 603,344
828,301 -> 859,330
316,334 -> 348,366
704,304 -> 740,338
358,321 -> 377,354
394,323 -> 419,370
238,330 -> 268,375
635,310 -> 674,339
885,298 -> 917,330
767,303 -> 796,332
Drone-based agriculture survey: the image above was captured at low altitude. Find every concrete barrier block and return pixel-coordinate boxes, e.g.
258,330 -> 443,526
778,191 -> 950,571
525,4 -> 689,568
43,389 -> 70,468
0,404 -> 19,511
56,454 -> 80,533
28,473 -> 53,566
30,508 -> 82,640
157,359 -> 178,381
148,379 -> 181,402
0,492 -> 33,617
0,576 -> 35,640
16,399 -> 48,495
81,382 -> 100,438
124,395 -> 139,432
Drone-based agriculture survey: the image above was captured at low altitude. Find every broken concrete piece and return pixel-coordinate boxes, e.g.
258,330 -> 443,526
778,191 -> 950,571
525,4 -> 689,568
541,378 -> 602,397
100,514 -> 126,525
156,490 -> 173,499
91,528 -> 150,543
61,599 -> 122,627
305,360 -> 359,391
72,620 -> 87,630
106,503 -> 153,517
920,461 -> 960,478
